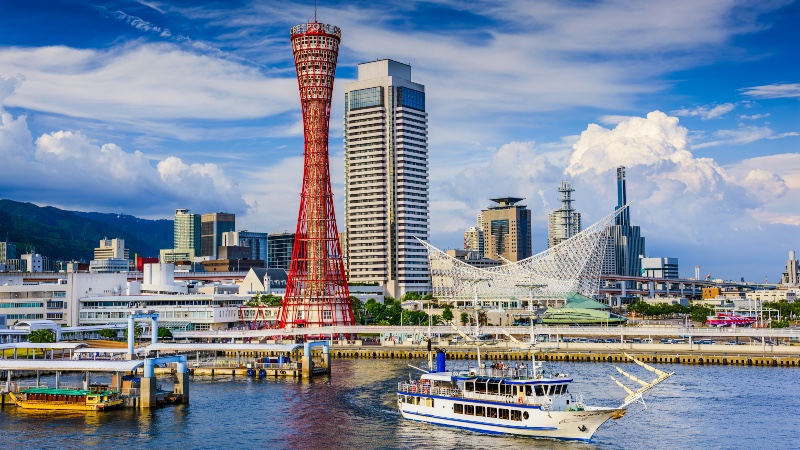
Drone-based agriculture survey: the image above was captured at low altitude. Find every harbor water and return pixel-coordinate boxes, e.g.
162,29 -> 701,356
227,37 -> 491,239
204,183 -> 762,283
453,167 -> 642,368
1,358 -> 798,449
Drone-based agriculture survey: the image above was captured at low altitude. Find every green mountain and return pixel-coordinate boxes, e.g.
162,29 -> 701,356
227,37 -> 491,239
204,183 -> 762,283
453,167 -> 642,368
0,199 -> 172,261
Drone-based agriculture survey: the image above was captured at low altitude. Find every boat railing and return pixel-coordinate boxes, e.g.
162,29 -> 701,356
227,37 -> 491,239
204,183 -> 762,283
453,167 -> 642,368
11,382 -> 83,393
397,382 -> 550,406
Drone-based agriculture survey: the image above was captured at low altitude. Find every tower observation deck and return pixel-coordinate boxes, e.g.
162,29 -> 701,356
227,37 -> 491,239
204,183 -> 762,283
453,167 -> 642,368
278,21 -> 354,329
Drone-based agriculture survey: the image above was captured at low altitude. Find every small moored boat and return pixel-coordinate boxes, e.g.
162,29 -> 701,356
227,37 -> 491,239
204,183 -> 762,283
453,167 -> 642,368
9,385 -> 124,411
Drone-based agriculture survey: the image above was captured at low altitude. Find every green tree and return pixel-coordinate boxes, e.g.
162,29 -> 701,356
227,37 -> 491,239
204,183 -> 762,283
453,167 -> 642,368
124,325 -> 143,339
442,305 -> 454,323
689,305 -> 712,324
98,328 -> 118,339
158,327 -> 173,339
460,312 -> 469,326
28,329 -> 55,343
350,297 -> 365,324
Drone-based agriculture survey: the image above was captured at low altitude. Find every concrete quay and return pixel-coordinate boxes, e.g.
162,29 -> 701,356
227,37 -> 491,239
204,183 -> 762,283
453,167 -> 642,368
324,342 -> 800,367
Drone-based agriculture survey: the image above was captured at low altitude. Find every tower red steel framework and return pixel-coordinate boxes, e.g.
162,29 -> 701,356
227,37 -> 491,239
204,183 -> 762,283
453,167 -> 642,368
278,21 -> 354,328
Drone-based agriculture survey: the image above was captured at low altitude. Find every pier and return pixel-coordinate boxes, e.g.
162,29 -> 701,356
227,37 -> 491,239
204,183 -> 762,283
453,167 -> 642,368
0,343 -> 190,409
146,341 -> 331,379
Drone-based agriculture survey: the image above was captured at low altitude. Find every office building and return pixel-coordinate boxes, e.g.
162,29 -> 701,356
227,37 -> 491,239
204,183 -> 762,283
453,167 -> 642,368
0,241 -> 16,262
0,272 -> 127,327
201,212 -> 235,259
21,253 -> 43,273
94,238 -> 129,260
480,197 -> 532,262
547,181 -> 581,248
445,249 -> 502,269
268,232 -> 295,271
604,166 -> 646,277
174,209 -> 201,251
222,231 -> 268,267
781,251 -> 800,285
464,226 -> 484,257
89,258 -> 130,273
343,59 -> 430,298
642,257 -> 679,279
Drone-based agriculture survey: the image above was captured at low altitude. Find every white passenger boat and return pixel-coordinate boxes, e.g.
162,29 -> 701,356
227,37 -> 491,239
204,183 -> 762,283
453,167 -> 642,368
397,349 -> 672,441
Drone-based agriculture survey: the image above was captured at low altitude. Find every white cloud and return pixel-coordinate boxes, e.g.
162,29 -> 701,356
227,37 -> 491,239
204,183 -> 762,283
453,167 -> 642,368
767,132 -> 800,140
0,43 -> 297,125
672,103 -> 736,120
432,111 -> 799,267
739,113 -> 771,120
0,76 -> 246,215
740,83 -> 800,99
693,125 -> 773,149
564,111 -> 790,243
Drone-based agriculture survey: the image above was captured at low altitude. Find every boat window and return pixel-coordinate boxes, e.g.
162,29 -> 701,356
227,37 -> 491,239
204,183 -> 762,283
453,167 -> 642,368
476,406 -> 485,417
525,385 -> 533,396
487,407 -> 498,418
426,398 -> 434,408
523,411 -> 529,420
475,380 -> 487,392
534,385 -> 545,396
465,404 -> 474,415
487,381 -> 499,394
454,403 -> 463,414
499,408 -> 509,420
406,396 -> 414,404
465,381 -> 474,392
511,410 -> 522,421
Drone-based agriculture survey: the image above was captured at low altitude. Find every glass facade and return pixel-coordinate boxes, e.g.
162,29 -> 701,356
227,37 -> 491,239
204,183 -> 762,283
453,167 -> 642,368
174,210 -> 201,251
350,87 -> 383,110
397,87 -> 425,111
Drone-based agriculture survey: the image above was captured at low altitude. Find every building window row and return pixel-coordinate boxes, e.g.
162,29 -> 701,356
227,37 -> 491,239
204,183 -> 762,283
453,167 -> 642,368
397,87 -> 425,111
350,87 -> 384,110
397,135 -> 427,143
0,302 -> 45,308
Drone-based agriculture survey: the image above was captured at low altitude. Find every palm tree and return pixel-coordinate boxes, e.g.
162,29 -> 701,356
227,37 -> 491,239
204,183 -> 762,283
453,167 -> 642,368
28,329 -> 55,343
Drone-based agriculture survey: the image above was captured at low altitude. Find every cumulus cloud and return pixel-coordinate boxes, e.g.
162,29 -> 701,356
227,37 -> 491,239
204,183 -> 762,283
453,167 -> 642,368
672,103 -> 736,120
436,110 -> 800,279
565,111 -> 791,243
740,83 -> 800,99
0,76 -> 246,215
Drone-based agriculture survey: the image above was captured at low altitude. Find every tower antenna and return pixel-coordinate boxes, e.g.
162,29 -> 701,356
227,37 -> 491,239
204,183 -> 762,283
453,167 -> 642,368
314,0 -> 317,22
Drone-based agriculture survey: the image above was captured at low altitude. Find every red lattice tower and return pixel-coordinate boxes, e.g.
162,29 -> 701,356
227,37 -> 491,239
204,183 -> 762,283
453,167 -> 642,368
278,21 -> 353,329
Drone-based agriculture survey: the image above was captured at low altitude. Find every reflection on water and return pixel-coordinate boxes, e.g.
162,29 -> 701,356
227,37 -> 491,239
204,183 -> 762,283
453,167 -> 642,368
1,359 -> 798,449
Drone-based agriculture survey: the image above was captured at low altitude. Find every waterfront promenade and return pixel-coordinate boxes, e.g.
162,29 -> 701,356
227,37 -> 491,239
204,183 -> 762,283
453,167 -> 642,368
174,324 -> 800,342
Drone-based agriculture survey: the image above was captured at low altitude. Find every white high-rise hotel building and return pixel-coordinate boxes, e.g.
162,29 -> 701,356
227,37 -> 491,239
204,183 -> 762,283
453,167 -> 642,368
343,59 -> 430,298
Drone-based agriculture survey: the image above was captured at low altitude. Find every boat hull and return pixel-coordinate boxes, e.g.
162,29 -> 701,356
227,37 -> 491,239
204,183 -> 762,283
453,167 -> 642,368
9,392 -> 123,411
398,395 -> 623,441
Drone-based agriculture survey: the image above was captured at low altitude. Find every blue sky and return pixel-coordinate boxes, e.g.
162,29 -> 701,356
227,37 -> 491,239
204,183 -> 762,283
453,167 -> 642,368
0,0 -> 798,282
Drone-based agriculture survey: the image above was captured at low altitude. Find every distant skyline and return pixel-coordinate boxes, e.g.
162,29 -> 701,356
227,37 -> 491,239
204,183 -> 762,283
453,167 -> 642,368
0,0 -> 798,282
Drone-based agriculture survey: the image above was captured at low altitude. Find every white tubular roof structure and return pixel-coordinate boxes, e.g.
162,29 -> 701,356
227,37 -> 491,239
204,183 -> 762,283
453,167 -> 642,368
421,208 -> 621,301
